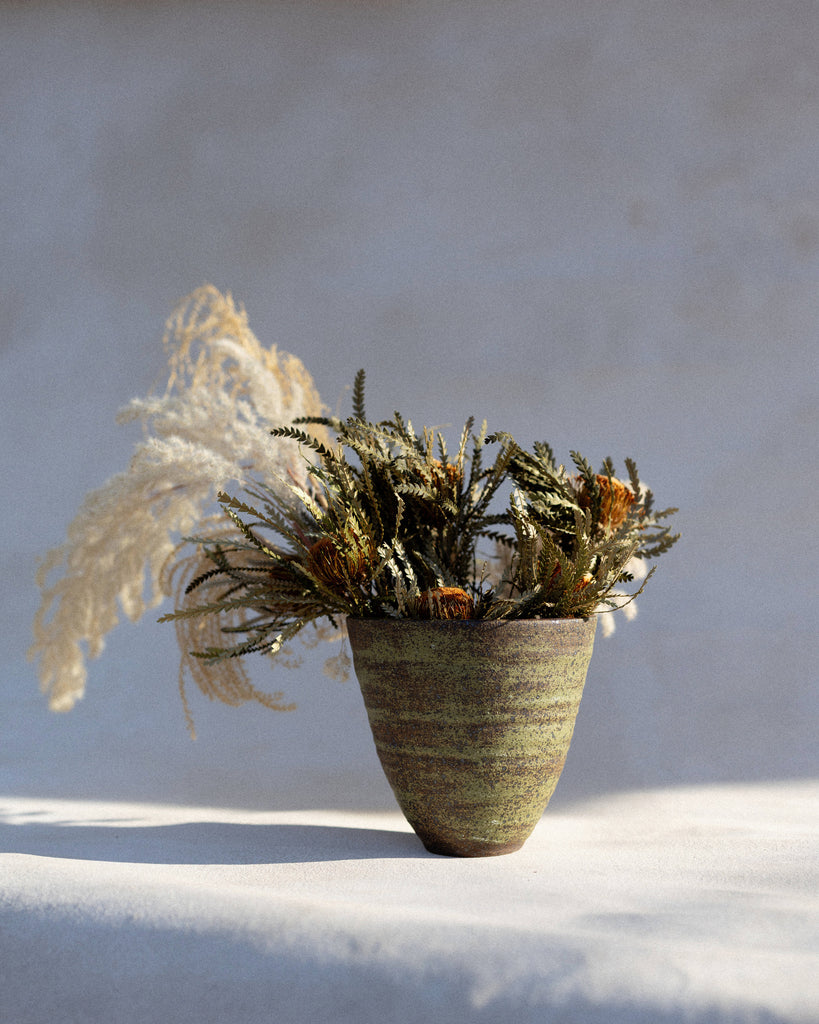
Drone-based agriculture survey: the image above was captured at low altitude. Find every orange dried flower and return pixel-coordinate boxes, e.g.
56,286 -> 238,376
429,459 -> 463,491
409,586 -> 475,620
397,459 -> 462,496
547,564 -> 594,593
578,475 -> 635,530
575,571 -> 594,592
306,537 -> 370,590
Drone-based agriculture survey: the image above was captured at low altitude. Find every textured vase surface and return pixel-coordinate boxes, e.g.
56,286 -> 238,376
346,616 -> 597,857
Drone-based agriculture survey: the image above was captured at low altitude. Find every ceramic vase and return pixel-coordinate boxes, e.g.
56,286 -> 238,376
346,616 -> 597,857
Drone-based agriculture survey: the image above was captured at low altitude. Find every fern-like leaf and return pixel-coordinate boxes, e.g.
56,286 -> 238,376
352,368 -> 367,421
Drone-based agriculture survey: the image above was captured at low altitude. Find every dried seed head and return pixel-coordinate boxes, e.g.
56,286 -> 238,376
575,571 -> 594,592
306,537 -> 370,590
429,459 -> 463,491
409,586 -> 475,620
578,475 -> 636,530
547,563 -> 594,592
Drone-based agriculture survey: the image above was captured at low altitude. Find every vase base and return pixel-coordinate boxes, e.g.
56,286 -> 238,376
417,832 -> 527,858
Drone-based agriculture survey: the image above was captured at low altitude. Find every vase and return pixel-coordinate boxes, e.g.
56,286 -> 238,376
346,616 -> 597,857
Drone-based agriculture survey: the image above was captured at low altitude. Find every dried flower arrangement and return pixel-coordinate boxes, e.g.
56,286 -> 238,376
30,287 -> 678,732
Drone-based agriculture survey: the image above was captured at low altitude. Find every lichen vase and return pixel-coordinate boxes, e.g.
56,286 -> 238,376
346,616 -> 597,857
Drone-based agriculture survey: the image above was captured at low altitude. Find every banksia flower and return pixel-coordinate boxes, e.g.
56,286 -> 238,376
409,586 -> 475,619
578,475 -> 635,530
429,459 -> 463,492
306,536 -> 371,591
547,564 -> 594,593
575,571 -> 594,592
396,459 -> 462,504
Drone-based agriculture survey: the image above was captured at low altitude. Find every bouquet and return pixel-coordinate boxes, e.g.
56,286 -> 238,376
31,287 -> 678,732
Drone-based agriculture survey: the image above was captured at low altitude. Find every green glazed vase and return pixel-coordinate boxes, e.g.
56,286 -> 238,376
346,616 -> 597,857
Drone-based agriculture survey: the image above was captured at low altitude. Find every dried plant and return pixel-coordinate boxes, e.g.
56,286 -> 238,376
29,286 -> 324,722
32,295 -> 679,729
160,370 -> 678,679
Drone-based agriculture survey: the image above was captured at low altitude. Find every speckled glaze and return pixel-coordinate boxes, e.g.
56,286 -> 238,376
346,616 -> 597,857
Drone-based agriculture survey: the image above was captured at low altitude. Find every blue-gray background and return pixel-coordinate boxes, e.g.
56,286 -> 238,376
3,1 -> 816,810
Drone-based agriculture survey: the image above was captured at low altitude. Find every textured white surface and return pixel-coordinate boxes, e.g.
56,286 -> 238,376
2,2 -> 818,1021
3,783 -> 818,1024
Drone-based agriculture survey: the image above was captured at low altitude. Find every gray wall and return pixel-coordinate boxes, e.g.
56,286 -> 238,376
3,1 -> 816,809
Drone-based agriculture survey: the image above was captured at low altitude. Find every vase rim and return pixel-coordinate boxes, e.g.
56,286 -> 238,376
346,615 -> 597,631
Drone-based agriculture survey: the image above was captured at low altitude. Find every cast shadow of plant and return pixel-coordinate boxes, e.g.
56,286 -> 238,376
0,818 -> 428,865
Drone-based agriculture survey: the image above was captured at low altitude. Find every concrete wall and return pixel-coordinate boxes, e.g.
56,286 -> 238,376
3,1 -> 816,808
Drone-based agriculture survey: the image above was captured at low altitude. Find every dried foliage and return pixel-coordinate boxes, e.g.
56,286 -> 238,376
32,293 -> 679,727
160,370 -> 678,679
29,286 -> 324,720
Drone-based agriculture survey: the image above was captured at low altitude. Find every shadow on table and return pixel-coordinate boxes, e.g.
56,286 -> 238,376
0,817 -> 428,864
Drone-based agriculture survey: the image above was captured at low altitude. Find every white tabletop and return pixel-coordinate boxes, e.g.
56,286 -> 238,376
3,782 -> 816,1024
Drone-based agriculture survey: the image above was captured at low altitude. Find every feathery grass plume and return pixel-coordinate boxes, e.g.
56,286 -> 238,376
29,285 -> 324,718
